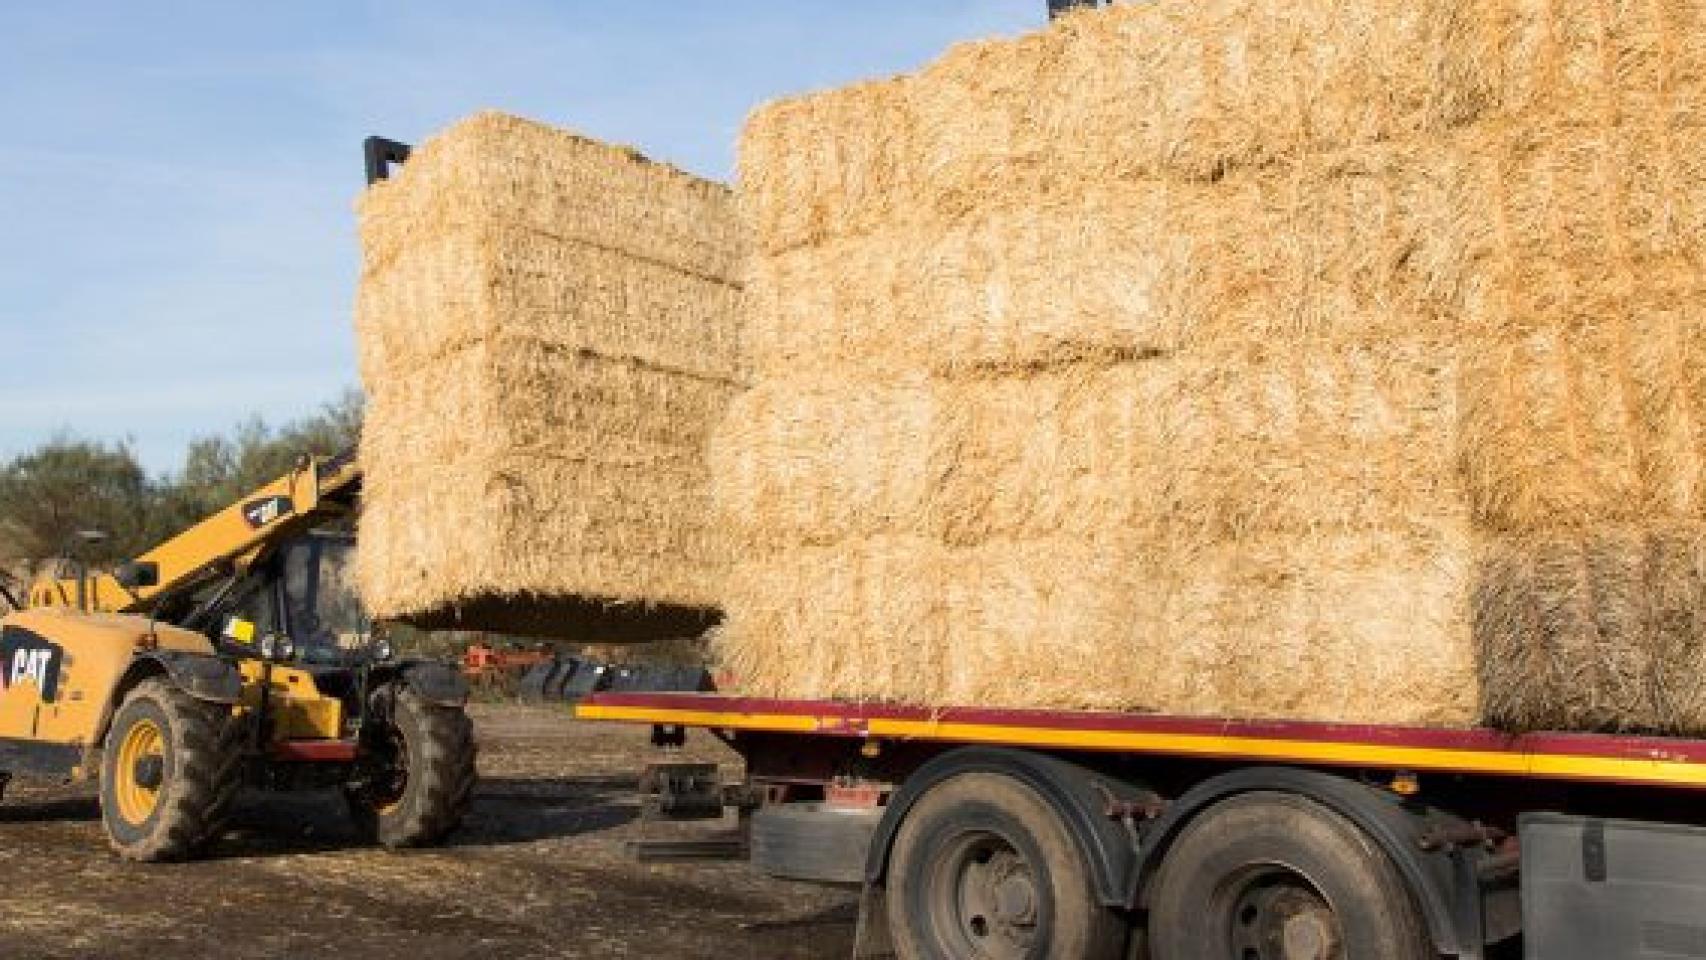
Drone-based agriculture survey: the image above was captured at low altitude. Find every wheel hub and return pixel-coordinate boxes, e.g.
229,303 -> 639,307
132,754 -> 164,790
932,833 -> 1041,959
992,871 -> 1037,925
363,722 -> 410,816
1229,876 -> 1343,960
1280,910 -> 1338,960
112,716 -> 165,825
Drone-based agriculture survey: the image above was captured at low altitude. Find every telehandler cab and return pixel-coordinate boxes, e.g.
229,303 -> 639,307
2,451 -> 476,861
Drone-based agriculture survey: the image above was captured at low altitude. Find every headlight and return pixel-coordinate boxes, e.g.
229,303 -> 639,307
375,639 -> 395,662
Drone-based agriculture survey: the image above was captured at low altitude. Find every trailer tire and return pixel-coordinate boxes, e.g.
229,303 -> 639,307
1147,791 -> 1432,960
886,772 -> 1127,960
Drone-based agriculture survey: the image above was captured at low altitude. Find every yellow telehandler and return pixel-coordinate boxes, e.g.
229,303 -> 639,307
1,451 -> 476,860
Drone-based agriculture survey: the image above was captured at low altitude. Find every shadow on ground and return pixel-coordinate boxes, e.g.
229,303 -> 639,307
212,774 -> 643,857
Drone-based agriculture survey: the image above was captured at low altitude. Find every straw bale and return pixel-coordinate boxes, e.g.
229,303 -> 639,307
716,314 -> 1706,719
737,78 -> 919,264
718,528 -> 1476,725
929,342 -> 1460,548
717,535 -> 946,706
361,111 -> 741,281
744,147 -> 1460,378
741,184 -> 1182,378
1475,525 -> 1706,733
362,338 -> 735,466
919,0 -> 1490,197
717,1 -> 1706,730
747,118 -> 1706,380
739,0 -> 1706,255
1131,528 -> 1477,726
716,315 -> 1706,724
1459,314 -> 1706,533
1489,0 -> 1706,126
715,342 -> 1459,552
738,0 -> 1485,253
709,375 -> 938,551
356,112 -> 742,639
359,339 -> 736,638
1445,119 -> 1706,533
1440,121 -> 1706,314
356,224 -> 743,382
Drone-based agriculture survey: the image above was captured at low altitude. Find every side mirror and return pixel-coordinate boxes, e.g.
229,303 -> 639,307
114,561 -> 160,590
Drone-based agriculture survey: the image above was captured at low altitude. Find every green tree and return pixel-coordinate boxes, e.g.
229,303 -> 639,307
169,390 -> 364,522
0,437 -> 157,561
0,390 -> 363,565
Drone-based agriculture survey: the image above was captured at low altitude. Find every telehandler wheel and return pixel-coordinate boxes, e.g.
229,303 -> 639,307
346,686 -> 476,849
100,677 -> 242,862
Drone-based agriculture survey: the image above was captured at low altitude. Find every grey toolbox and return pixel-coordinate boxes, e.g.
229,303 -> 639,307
1520,812 -> 1706,959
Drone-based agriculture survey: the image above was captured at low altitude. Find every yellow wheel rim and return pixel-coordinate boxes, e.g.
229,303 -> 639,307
114,717 -> 164,825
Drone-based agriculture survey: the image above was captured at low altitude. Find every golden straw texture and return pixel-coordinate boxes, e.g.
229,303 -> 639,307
357,112 -> 744,639
716,0 -> 1706,731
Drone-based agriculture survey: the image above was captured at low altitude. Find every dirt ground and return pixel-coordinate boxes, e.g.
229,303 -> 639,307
0,705 -> 858,960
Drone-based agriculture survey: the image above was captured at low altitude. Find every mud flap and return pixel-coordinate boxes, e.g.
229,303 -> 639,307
852,881 -> 896,959
752,802 -> 883,885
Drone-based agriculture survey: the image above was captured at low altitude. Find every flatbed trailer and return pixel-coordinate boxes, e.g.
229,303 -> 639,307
579,691 -> 1706,960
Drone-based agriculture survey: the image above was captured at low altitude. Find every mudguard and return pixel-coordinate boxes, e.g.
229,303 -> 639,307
147,651 -> 242,704
89,652 -> 241,754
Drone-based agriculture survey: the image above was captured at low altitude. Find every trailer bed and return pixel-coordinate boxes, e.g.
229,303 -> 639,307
577,692 -> 1706,791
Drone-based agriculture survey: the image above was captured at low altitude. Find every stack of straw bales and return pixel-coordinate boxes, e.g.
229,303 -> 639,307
357,112 -> 744,640
715,0 -> 1706,731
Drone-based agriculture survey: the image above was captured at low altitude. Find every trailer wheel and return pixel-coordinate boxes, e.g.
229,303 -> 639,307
1147,791 -> 1431,960
886,772 -> 1127,960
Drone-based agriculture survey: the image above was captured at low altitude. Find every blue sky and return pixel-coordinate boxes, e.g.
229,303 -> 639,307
0,1 -> 1040,473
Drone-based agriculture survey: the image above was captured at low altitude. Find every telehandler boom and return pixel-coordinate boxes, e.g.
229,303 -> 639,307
27,450 -> 360,616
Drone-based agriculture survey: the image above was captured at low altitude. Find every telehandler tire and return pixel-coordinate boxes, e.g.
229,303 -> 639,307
346,686 -> 476,849
100,677 -> 242,862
